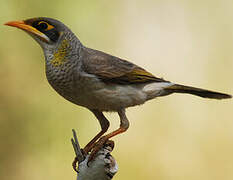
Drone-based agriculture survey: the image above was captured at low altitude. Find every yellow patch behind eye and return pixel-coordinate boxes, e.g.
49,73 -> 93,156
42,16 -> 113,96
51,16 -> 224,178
38,21 -> 54,31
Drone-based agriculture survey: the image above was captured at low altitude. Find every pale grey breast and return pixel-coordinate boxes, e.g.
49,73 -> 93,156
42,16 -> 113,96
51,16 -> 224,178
44,35 -> 81,103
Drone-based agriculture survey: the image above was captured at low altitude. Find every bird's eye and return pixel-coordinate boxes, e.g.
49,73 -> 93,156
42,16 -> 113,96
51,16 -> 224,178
36,21 -> 54,31
38,22 -> 48,30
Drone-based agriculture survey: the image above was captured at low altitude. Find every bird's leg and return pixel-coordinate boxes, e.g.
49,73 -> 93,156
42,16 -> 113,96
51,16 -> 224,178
88,109 -> 129,162
83,110 -> 110,154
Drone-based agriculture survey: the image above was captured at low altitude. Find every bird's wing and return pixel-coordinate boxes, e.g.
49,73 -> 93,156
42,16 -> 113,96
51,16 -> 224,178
82,48 -> 169,84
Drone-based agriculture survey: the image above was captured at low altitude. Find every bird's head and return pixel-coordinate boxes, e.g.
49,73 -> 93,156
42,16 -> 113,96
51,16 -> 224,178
5,17 -> 79,50
5,17 -> 82,67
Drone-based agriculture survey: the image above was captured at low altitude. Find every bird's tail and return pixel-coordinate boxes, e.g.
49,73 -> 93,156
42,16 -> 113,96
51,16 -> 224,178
164,84 -> 232,99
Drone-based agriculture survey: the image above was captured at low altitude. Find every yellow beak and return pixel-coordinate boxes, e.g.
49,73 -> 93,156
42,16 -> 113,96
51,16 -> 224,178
4,20 -> 50,42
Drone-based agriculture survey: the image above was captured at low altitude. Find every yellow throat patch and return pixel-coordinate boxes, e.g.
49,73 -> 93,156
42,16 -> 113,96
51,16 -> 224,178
51,39 -> 70,67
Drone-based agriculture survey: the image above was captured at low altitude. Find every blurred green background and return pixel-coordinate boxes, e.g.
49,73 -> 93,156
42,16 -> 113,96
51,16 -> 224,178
0,0 -> 233,179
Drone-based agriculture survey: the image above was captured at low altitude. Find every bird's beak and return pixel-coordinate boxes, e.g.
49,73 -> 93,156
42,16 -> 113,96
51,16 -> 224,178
4,20 -> 50,42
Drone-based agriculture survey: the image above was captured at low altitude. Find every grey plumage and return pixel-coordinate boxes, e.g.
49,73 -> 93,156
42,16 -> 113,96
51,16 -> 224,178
5,17 -> 231,158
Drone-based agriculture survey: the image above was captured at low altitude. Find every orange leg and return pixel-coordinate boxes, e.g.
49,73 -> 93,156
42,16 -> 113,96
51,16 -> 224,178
83,110 -> 110,154
88,109 -> 129,162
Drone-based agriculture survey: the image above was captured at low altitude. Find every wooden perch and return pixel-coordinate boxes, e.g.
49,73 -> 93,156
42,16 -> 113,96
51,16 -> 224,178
71,129 -> 118,180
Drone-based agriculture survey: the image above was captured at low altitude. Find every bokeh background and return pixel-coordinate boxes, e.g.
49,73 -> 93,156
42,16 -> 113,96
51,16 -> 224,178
1,0 -> 233,180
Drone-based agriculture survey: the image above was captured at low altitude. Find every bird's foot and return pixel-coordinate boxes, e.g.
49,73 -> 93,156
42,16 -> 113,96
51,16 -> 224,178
81,147 -> 88,156
82,144 -> 94,156
87,137 -> 114,164
72,156 -> 79,173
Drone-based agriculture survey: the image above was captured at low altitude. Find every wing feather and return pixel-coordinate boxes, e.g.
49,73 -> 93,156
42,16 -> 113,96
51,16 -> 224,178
82,48 -> 168,84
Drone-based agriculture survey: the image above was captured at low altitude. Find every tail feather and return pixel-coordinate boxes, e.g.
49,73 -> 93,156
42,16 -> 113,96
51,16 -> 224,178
165,84 -> 232,99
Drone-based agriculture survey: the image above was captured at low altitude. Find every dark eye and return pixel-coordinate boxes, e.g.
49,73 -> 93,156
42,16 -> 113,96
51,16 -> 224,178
37,22 -> 48,30
32,21 -> 54,32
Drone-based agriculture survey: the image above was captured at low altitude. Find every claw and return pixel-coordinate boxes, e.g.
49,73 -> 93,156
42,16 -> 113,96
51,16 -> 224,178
103,140 -> 114,150
80,148 -> 88,156
83,144 -> 94,155
87,136 -> 109,164
72,157 -> 79,173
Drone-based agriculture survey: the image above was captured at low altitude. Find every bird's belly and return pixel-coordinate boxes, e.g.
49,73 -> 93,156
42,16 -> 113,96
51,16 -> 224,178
71,83 -> 148,111
46,70 -> 166,111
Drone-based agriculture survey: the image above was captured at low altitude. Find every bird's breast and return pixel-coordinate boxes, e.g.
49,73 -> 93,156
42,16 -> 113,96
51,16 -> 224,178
45,62 -> 78,103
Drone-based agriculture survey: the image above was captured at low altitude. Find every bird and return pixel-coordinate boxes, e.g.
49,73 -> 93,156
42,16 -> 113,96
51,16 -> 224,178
5,17 -> 232,161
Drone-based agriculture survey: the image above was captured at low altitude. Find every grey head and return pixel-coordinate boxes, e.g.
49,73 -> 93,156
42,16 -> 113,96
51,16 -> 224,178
22,17 -> 81,49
